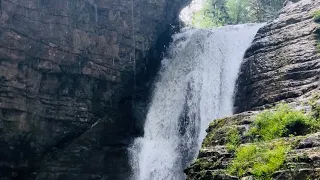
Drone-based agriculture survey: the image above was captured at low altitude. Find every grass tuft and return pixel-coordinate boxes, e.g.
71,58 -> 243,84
228,141 -> 289,179
312,10 -> 320,22
248,104 -> 319,141
309,93 -> 320,119
226,127 -> 241,152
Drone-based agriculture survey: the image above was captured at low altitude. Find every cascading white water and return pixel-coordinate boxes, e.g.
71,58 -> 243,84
130,24 -> 264,180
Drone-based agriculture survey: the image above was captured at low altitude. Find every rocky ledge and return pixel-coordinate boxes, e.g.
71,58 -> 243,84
186,0 -> 320,179
185,94 -> 320,180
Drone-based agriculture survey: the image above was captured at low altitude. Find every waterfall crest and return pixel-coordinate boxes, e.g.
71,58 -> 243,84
130,24 -> 264,180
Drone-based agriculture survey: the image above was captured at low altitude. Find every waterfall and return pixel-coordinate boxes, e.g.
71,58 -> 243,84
130,24 -> 264,180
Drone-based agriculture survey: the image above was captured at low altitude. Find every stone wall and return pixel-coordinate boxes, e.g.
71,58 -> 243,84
234,0 -> 320,113
0,0 -> 190,179
186,0 -> 320,179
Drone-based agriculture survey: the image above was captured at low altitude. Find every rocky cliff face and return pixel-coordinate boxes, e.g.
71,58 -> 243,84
234,0 -> 320,113
185,105 -> 320,180
0,0 -> 190,179
186,0 -> 320,179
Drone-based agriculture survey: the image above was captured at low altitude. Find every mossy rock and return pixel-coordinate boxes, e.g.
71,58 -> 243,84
203,112 -> 255,147
312,10 -> 320,23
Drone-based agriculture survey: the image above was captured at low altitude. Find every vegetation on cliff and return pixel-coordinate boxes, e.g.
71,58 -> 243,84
226,100 -> 320,179
309,93 -> 320,118
192,0 -> 286,27
228,141 -> 289,179
187,95 -> 320,180
312,10 -> 320,22
313,10 -> 320,52
226,127 -> 241,151
248,104 -> 319,141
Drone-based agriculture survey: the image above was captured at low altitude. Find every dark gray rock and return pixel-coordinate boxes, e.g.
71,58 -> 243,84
234,0 -> 320,113
0,0 -> 191,179
185,114 -> 320,180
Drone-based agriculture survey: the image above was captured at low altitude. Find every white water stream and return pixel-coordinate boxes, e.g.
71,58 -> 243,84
130,24 -> 263,180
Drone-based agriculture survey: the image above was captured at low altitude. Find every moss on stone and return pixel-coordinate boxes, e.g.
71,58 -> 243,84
313,11 -> 320,53
309,93 -> 320,119
195,101 -> 320,180
248,104 -> 319,141
192,158 -> 220,171
312,10 -> 320,23
203,114 -> 249,147
226,102 -> 320,178
317,43 -> 320,53
227,140 -> 290,179
202,118 -> 228,147
226,127 -> 241,152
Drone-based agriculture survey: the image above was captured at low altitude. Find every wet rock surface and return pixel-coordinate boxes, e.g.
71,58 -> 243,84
234,0 -> 320,113
187,0 -> 320,179
185,112 -> 320,180
0,0 -> 190,179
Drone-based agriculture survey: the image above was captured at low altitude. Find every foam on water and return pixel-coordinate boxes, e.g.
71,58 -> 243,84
130,24 -> 264,180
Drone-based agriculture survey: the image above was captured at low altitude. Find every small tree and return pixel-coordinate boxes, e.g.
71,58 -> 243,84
192,0 -> 287,27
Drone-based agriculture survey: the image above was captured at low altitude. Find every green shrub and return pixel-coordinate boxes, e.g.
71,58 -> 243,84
226,127 -> 241,151
312,10 -> 320,22
228,141 -> 289,179
312,10 -> 320,53
309,93 -> 320,119
248,104 -> 319,141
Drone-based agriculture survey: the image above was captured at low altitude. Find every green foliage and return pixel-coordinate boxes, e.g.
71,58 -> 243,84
202,132 -> 215,147
202,118 -> 228,147
192,0 -> 230,27
228,141 -> 289,178
226,0 -> 252,24
192,0 -> 285,28
317,42 -> 320,53
248,104 -> 319,141
309,93 -> 320,119
313,11 -> 320,53
312,10 -> 320,22
226,127 -> 241,151
192,157 -> 220,172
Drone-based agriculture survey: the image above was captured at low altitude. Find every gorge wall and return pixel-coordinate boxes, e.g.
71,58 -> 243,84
186,0 -> 320,179
0,0 -> 191,179
234,0 -> 320,113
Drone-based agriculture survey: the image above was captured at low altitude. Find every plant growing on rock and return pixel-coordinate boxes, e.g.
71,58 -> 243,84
312,10 -> 320,23
228,141 -> 289,179
248,104 -> 319,141
309,93 -> 320,119
313,10 -> 320,53
226,127 -> 241,151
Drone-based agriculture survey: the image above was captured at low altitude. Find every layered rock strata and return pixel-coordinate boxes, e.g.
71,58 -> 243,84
0,0 -> 190,179
234,0 -> 320,113
187,0 -> 320,179
185,109 -> 320,180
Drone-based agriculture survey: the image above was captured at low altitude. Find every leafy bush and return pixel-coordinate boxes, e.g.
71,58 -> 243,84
309,93 -> 320,119
248,104 -> 319,141
228,141 -> 289,178
312,10 -> 320,22
191,0 -> 285,28
317,42 -> 320,53
226,127 -> 241,151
